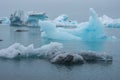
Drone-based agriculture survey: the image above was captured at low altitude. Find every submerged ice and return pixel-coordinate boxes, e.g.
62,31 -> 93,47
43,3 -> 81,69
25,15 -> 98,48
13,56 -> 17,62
0,42 -> 112,64
39,8 -> 106,41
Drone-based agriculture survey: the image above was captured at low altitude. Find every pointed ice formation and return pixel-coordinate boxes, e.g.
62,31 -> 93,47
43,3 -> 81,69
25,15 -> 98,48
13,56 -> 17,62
39,8 -> 106,41
80,8 -> 106,41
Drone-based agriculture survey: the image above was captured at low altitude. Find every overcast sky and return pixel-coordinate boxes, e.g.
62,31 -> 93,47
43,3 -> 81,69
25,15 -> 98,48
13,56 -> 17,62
0,0 -> 120,21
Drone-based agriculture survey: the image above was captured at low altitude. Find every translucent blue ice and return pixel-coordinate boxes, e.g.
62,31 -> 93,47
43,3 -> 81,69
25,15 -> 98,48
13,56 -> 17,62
39,8 -> 106,41
39,21 -> 81,40
81,8 -> 106,41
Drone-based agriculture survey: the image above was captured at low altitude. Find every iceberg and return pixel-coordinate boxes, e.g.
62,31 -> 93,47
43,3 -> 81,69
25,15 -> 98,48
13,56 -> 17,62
0,42 -> 63,59
80,8 -> 106,41
26,11 -> 48,27
50,53 -> 84,64
0,17 -> 10,25
39,21 -> 81,40
53,14 -> 78,28
0,42 -> 112,64
100,15 -> 120,28
39,8 -> 106,41
10,10 -> 25,26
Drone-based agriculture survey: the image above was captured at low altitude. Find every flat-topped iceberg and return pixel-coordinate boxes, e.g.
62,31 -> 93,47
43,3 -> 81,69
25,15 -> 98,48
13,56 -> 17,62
0,42 -> 112,64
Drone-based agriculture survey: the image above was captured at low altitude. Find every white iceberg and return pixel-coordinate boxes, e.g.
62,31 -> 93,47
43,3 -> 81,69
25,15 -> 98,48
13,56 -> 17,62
0,17 -> 10,25
100,15 -> 120,28
53,14 -> 78,28
0,42 -> 62,59
0,42 -> 112,64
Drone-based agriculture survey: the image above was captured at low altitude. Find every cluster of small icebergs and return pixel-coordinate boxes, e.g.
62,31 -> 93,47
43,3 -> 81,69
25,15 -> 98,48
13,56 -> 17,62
0,42 -> 112,64
0,8 -> 120,28
0,8 -> 115,65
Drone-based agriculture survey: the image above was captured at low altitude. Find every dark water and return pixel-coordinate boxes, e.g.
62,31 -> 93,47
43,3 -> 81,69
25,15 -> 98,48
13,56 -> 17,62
0,25 -> 120,80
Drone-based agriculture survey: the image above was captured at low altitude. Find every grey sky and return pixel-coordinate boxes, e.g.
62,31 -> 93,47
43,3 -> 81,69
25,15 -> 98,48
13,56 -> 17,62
0,0 -> 120,21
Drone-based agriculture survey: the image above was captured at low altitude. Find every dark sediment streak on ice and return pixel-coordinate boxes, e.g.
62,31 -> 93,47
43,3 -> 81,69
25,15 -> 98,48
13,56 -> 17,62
0,42 -> 112,65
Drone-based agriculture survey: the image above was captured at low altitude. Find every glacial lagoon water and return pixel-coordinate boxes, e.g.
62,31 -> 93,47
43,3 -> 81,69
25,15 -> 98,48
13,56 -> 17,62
0,25 -> 120,80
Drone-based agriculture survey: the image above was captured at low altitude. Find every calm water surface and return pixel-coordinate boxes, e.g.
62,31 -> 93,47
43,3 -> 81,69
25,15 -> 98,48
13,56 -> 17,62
0,0 -> 120,80
0,25 -> 120,80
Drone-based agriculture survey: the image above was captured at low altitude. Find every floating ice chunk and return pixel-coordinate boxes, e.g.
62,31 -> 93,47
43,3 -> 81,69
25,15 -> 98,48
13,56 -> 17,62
0,43 -> 21,58
50,52 -> 84,64
50,51 -> 112,64
54,14 -> 68,22
0,42 -> 63,59
57,8 -> 106,41
39,21 -> 81,40
111,36 -> 117,39
0,17 -> 10,25
100,15 -> 120,28
79,51 -> 112,62
38,42 -> 63,58
80,8 -> 106,41
0,42 -> 112,64
54,14 -> 78,27
99,15 -> 114,25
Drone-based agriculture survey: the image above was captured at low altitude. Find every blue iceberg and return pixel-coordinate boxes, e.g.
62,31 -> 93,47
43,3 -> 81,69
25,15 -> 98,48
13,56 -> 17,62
39,21 -> 81,40
39,8 -> 106,41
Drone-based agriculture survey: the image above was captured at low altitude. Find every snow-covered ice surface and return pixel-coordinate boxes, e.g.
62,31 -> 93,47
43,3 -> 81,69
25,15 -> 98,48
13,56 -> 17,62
0,42 -> 112,64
